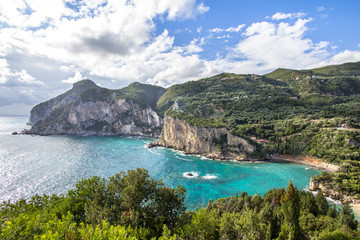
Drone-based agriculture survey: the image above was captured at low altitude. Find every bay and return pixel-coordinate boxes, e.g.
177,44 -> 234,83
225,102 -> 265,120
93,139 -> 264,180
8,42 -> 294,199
0,116 -> 321,209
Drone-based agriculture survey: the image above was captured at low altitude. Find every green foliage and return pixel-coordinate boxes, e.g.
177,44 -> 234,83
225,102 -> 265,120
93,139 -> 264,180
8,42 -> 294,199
1,180 -> 360,239
339,204 -> 358,230
154,63 -> 360,162
116,82 -> 166,110
179,181 -> 359,240
281,181 -> 301,240
318,230 -> 355,240
0,168 -> 185,239
313,160 -> 360,197
315,190 -> 329,215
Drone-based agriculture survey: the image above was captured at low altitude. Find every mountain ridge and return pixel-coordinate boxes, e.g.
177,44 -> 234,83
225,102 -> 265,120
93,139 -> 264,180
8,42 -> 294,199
28,61 -> 360,161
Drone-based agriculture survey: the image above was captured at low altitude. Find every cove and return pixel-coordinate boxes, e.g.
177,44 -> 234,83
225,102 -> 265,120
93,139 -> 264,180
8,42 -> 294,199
0,118 -> 321,209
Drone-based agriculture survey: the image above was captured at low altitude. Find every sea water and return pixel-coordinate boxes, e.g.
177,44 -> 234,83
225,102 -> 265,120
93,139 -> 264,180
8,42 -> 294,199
0,116 -> 322,209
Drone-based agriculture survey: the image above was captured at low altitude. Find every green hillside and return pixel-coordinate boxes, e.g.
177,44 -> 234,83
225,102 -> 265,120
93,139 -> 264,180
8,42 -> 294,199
312,61 -> 360,76
157,63 -> 360,164
79,81 -> 166,110
266,61 -> 360,79
117,82 -> 166,110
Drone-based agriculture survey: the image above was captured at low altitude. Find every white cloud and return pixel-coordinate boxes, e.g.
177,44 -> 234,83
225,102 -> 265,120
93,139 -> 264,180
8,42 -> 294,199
0,58 -> 42,85
0,0 -> 211,104
317,6 -> 325,12
271,12 -> 293,20
0,3 -> 359,115
225,24 -> 245,32
60,65 -> 76,73
210,24 -> 245,34
226,18 -> 331,73
217,35 -> 230,39
62,71 -> 85,84
330,50 -> 360,64
183,39 -> 203,54
0,0 -> 71,28
271,12 -> 306,20
210,27 -> 224,33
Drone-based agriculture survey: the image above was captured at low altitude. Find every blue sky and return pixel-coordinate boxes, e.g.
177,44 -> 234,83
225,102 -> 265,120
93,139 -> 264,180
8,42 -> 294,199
0,0 -> 359,115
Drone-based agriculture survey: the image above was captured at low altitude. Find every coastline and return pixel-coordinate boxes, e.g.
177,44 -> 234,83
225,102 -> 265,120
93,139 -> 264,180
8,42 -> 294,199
275,154 -> 339,172
150,143 -> 340,171
150,144 -> 360,218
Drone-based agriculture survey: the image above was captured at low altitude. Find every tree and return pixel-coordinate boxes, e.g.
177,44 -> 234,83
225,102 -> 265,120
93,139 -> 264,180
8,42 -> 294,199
66,168 -> 186,237
280,181 -> 301,240
315,189 -> 329,215
339,204 -> 358,230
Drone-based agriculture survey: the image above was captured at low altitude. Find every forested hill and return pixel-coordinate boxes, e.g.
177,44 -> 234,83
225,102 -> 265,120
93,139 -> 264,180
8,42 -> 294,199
158,61 -> 360,164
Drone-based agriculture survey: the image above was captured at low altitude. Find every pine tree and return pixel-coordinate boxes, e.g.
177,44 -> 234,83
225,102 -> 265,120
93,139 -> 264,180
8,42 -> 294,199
339,203 -> 358,230
315,189 -> 328,215
281,181 -> 301,240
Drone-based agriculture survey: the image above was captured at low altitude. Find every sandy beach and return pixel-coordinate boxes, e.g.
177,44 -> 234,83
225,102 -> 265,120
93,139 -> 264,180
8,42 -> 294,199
275,154 -> 340,172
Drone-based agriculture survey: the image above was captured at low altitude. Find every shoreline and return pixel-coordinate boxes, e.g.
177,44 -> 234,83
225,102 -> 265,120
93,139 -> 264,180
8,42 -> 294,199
149,143 -> 340,171
274,154 -> 339,172
150,145 -> 360,217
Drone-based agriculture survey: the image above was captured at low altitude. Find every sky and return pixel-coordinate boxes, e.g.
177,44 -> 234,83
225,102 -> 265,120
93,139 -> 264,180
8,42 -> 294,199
0,0 -> 360,115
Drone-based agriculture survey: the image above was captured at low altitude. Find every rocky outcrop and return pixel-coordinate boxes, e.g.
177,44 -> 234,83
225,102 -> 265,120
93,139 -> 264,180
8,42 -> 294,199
309,178 -> 360,204
28,80 -> 164,137
150,116 -> 257,160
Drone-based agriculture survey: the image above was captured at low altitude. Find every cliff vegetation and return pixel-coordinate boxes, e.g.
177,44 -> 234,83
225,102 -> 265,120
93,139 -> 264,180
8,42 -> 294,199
156,62 -> 360,164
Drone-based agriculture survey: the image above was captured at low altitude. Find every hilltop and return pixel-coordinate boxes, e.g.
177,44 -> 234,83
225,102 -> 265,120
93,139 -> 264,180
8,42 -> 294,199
28,80 -> 165,136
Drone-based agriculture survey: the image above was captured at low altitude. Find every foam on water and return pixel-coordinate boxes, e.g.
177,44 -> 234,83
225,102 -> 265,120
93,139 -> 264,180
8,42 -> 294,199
148,148 -> 162,156
175,156 -> 193,161
200,174 -> 217,180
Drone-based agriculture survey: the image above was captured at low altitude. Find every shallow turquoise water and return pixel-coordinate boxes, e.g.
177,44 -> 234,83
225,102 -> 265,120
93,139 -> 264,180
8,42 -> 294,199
0,116 -> 322,209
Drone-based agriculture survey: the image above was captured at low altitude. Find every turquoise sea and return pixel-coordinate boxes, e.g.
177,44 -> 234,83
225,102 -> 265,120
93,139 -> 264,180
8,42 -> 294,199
0,116 -> 322,209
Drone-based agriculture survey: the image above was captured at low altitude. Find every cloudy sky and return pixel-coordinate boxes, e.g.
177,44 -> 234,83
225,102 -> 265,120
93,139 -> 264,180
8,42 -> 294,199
0,0 -> 360,115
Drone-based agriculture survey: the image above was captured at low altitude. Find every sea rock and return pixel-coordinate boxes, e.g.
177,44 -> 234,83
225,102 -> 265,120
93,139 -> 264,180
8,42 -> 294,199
153,116 -> 257,160
309,178 -> 319,191
28,80 -> 164,137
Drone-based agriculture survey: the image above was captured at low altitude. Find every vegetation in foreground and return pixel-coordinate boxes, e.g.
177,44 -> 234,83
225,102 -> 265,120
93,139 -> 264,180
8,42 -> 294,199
1,168 -> 359,239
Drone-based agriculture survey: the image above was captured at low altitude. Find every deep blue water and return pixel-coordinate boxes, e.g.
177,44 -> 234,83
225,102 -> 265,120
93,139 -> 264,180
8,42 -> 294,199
0,116 -> 322,209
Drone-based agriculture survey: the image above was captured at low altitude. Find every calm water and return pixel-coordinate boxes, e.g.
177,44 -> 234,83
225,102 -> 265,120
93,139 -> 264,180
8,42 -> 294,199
0,116 -> 322,209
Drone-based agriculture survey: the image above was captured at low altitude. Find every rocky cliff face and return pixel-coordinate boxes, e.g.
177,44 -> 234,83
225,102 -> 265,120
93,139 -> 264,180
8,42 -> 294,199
151,116 -> 257,160
28,80 -> 164,137
309,178 -> 360,205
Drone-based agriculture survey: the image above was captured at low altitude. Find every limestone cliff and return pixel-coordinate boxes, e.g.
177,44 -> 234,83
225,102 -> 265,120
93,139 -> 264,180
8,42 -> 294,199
28,80 -> 165,137
151,116 -> 257,160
